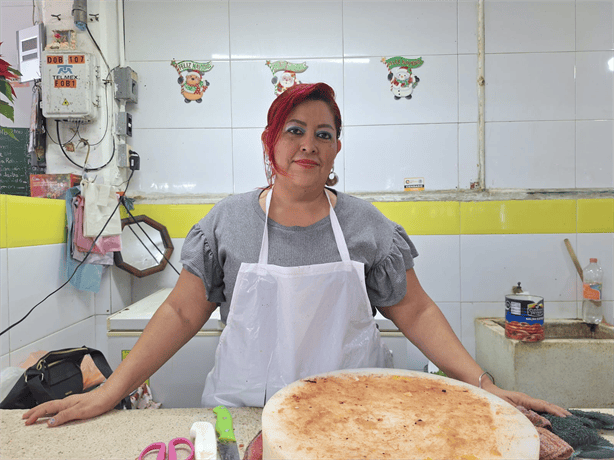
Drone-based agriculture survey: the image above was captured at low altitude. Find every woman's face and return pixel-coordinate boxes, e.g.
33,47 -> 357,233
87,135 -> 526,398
267,99 -> 341,190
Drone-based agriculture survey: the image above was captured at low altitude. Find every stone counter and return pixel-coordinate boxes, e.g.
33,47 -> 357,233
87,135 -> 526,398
1,408 -> 612,459
0,407 -> 262,460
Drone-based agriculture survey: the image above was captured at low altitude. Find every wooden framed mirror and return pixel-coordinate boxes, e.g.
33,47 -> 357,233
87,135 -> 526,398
113,215 -> 174,278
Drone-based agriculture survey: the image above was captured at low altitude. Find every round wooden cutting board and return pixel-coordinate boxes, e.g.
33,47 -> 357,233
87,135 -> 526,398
262,368 -> 539,460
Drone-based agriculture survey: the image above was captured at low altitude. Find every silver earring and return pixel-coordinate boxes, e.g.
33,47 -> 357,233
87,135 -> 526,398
264,156 -> 273,183
326,167 -> 339,186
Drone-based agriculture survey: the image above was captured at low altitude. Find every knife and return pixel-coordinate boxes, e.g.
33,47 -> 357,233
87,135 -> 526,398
213,405 -> 241,460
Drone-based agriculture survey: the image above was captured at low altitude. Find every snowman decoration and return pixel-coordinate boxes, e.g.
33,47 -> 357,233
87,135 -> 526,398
382,56 -> 424,101
389,66 -> 419,100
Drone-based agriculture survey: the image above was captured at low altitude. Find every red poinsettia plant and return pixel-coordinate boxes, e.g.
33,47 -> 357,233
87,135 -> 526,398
0,42 -> 22,139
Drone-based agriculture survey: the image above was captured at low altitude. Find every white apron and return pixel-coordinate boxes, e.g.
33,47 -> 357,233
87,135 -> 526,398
201,189 -> 392,407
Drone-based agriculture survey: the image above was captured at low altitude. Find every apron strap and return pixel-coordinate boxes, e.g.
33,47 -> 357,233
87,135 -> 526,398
258,188 -> 351,264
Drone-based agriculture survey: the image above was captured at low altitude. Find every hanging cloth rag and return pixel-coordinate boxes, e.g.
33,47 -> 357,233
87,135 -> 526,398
73,194 -> 121,256
64,186 -> 103,292
81,180 -> 122,237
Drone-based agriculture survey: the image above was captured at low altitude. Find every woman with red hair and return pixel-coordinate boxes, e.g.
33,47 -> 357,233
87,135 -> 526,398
24,83 -> 570,425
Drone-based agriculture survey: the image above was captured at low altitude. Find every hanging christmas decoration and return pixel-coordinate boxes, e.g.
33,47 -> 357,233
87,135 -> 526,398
266,60 -> 308,96
170,59 -> 213,103
382,56 -> 423,100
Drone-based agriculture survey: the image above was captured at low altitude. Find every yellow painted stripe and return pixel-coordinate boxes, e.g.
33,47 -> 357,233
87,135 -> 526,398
127,204 -> 213,239
0,195 -> 7,248
577,199 -> 614,233
460,200 -> 577,234
4,195 -> 66,247
374,201 -> 460,235
1,196 -> 611,248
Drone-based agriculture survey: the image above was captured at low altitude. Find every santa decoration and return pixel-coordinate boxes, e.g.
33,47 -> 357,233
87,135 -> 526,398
266,60 -> 308,96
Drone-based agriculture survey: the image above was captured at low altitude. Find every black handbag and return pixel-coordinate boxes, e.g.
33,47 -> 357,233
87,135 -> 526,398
0,346 -> 130,410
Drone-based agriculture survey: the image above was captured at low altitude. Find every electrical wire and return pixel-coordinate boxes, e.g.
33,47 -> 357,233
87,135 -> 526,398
57,122 -> 115,171
0,170 -> 135,337
85,24 -> 110,74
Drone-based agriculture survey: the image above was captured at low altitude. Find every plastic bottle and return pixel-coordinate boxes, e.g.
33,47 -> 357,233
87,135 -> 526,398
582,258 -> 603,324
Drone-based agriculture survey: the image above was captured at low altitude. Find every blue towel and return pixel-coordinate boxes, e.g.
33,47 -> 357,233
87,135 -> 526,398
64,186 -> 103,292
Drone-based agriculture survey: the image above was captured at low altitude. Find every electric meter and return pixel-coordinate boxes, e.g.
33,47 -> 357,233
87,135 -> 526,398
41,51 -> 99,122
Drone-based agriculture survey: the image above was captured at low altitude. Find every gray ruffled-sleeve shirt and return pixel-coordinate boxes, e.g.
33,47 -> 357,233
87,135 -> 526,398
180,189 -> 419,324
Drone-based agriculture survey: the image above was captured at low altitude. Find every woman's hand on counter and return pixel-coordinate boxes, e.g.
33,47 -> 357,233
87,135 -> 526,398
485,384 -> 572,418
22,387 -> 117,427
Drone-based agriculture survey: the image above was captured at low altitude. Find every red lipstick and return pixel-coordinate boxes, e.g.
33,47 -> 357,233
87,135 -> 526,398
294,159 -> 319,168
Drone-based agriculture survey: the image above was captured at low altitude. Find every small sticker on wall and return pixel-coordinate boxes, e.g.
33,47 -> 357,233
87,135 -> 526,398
171,59 -> 213,103
382,56 -> 423,100
266,60 -> 308,96
404,177 -> 424,191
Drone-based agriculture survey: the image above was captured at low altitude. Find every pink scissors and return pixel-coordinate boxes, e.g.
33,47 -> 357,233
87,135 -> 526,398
138,437 -> 194,460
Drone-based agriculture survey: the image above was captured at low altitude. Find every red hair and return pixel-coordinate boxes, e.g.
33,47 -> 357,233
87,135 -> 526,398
262,83 -> 342,187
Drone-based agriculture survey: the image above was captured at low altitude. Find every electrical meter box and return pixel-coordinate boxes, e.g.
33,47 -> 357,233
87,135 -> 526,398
41,51 -> 98,122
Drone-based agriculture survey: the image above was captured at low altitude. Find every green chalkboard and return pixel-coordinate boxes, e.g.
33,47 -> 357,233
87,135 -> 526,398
0,128 -> 44,196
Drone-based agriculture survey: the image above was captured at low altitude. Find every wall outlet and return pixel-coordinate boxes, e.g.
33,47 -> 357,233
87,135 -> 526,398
116,112 -> 132,137
117,143 -> 132,168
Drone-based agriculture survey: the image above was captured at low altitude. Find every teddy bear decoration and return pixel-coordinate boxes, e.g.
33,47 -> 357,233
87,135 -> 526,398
171,59 -> 214,103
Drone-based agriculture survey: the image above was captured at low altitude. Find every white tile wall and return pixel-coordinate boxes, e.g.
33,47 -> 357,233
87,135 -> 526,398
576,120 -> 614,188
229,1 -> 343,59
485,121 -> 576,189
1,249 -> 9,358
129,128 -> 234,195
576,0 -> 614,51
485,1 -> 576,54
460,234 -> 579,302
124,0 -> 230,61
343,123 -> 458,192
6,244 -> 96,350
576,51 -> 614,120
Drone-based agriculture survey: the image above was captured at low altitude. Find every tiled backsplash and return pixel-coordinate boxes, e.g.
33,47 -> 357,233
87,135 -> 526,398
1,1 -> 613,373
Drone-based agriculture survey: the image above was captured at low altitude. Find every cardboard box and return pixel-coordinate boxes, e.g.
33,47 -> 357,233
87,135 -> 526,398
30,174 -> 81,199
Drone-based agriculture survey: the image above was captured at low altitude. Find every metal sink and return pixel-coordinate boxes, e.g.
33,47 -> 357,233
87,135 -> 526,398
475,318 -> 614,408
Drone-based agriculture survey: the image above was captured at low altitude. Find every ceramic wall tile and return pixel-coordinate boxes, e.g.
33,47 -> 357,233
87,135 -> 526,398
577,233 -> 613,301
7,245 -> 95,351
129,128 -> 234,195
0,354 -> 9,375
344,55 -> 458,127
127,61 -> 232,129
94,268 -> 111,316
485,1 -> 575,54
343,1 -> 457,57
124,1 -> 230,61
458,0 -> 478,55
131,238 -> 184,305
458,123 -> 479,190
485,121 -> 575,189
110,266 -> 132,314
485,53 -> 575,122
9,317 -> 95,367
576,0 -> 614,51
1,249 -> 8,357
576,120 -> 614,188
343,124 -> 458,193
94,314 -> 109,358
409,236 -> 461,303
229,1 -> 342,60
230,59 -> 344,129
576,52 -> 614,121
458,54 -> 478,123
460,234 -> 579,303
